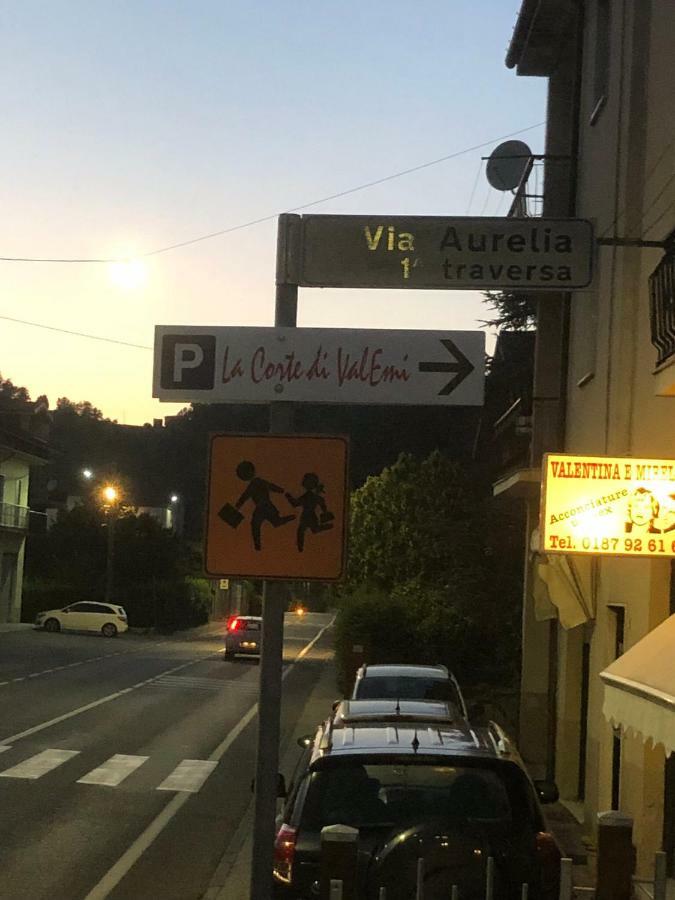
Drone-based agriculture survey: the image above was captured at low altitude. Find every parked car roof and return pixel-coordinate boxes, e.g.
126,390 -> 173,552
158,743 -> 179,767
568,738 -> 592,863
312,710 -> 516,765
333,699 -> 456,726
357,664 -> 449,679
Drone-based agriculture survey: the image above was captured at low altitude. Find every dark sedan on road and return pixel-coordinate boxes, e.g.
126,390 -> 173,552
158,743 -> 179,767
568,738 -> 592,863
224,615 -> 262,659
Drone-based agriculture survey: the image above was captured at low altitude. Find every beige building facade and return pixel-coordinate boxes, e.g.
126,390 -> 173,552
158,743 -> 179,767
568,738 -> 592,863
502,0 -> 675,878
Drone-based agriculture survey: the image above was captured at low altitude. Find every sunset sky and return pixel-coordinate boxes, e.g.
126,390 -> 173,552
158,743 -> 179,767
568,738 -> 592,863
2,1 -> 545,423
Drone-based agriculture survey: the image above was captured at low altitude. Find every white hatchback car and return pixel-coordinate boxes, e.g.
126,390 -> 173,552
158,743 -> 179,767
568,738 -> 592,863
35,602 -> 128,638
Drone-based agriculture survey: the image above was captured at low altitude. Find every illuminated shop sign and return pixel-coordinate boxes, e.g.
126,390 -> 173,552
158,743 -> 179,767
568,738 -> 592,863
541,454 -> 675,557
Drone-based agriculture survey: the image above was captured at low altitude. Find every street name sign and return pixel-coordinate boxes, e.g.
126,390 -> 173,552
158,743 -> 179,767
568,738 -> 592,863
288,215 -> 593,290
205,434 -> 349,580
541,453 -> 675,558
153,326 -> 485,406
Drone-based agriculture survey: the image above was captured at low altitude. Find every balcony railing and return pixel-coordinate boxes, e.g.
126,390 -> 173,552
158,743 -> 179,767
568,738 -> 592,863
0,502 -> 29,530
650,251 -> 675,367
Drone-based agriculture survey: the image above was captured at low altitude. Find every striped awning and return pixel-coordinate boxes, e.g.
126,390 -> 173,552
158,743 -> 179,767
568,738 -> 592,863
601,614 -> 675,756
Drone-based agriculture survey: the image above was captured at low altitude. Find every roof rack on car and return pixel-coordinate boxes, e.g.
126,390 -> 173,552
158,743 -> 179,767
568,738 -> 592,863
319,715 -> 335,753
487,720 -> 512,756
335,700 -> 455,726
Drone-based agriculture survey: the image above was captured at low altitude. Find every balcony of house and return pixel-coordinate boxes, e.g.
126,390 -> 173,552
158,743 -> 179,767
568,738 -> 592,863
0,502 -> 29,531
651,250 -> 675,396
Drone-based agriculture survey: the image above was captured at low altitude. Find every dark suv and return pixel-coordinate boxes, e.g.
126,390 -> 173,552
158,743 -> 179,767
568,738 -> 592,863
273,701 -> 560,900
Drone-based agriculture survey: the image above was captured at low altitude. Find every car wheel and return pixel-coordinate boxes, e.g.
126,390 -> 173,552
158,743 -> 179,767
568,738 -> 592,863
44,618 -> 61,633
102,623 -> 118,638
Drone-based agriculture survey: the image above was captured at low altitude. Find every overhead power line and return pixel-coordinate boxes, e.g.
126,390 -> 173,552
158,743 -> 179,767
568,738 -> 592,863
0,122 -> 545,265
0,314 -> 151,350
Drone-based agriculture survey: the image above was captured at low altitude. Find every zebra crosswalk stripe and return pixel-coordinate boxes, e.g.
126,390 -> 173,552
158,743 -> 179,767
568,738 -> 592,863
0,748 -> 79,779
77,754 -> 149,787
0,746 -> 10,754
156,759 -> 218,792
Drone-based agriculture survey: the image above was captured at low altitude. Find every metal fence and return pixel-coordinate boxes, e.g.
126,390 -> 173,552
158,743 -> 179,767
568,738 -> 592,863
324,851 -> 671,900
650,250 -> 675,367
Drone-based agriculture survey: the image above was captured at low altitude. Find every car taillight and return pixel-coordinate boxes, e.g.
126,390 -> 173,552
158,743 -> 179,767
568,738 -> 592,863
117,616 -> 125,622
536,831 -> 561,890
227,617 -> 241,632
273,823 -> 297,884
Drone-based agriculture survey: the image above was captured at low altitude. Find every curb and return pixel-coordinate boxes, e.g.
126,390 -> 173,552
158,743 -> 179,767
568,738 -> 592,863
204,643 -> 338,899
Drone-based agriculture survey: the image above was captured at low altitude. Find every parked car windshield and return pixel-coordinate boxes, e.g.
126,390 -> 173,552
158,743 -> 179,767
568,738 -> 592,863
299,762 -> 531,832
356,675 -> 462,709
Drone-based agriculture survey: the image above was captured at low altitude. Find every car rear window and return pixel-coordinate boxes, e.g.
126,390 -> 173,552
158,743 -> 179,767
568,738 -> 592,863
245,621 -> 261,631
356,676 -> 461,708
299,761 -> 535,833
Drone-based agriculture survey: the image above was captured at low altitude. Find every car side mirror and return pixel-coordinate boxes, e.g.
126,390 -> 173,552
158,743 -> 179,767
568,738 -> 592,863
297,735 -> 313,749
534,780 -> 559,804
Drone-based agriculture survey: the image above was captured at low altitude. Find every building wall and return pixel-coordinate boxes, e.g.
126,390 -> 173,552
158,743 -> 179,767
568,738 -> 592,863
0,457 -> 31,623
556,0 -> 675,874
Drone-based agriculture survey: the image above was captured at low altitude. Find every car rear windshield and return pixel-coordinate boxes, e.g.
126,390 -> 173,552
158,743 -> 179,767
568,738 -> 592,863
355,676 -> 461,708
299,761 -> 536,833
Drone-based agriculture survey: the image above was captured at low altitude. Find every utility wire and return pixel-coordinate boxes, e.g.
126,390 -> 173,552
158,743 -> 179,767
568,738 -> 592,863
633,173 -> 675,237
478,182 -> 493,217
0,314 -> 151,350
642,199 -> 675,239
0,122 -> 545,264
464,159 -> 484,215
600,135 -> 675,238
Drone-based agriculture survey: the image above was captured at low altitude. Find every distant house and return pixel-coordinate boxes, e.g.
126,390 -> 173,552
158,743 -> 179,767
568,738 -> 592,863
0,402 -> 50,622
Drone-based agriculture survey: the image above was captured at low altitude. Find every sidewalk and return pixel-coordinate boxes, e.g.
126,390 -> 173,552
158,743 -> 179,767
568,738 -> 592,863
544,801 -> 596,890
203,656 -> 338,899
0,622 -> 32,635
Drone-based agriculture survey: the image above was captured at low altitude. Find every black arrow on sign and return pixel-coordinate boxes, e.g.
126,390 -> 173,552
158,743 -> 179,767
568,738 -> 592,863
418,339 -> 475,396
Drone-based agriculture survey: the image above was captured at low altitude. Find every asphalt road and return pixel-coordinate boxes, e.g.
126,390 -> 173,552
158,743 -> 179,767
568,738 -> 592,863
0,612 -> 334,900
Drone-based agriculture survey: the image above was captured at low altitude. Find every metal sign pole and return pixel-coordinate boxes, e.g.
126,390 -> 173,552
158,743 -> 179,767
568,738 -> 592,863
249,216 -> 298,900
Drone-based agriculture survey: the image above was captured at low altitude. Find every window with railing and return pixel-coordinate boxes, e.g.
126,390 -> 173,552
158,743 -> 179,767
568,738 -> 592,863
650,251 -> 675,367
0,502 -> 29,530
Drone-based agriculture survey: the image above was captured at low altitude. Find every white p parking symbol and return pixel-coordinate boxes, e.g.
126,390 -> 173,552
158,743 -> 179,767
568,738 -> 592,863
174,343 -> 204,382
160,334 -> 216,391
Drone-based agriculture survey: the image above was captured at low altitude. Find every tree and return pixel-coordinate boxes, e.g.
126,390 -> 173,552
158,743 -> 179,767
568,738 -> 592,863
348,451 -> 481,590
482,290 -> 537,332
55,397 -> 105,420
338,451 -> 523,688
0,374 -> 31,402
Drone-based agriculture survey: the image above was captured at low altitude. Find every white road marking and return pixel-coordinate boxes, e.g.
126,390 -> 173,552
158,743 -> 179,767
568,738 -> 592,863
157,760 -> 218,793
0,654 -> 215,745
0,745 -> 10,753
83,616 -> 335,900
149,675 -> 225,693
0,748 -> 79,779
0,637 -> 197,688
78,754 -> 149,787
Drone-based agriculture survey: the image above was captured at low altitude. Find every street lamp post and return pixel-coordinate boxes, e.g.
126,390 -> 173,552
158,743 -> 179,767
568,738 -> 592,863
102,485 -> 119,604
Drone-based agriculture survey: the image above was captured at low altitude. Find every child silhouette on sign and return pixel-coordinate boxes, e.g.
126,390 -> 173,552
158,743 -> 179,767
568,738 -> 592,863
234,460 -> 295,551
285,473 -> 334,552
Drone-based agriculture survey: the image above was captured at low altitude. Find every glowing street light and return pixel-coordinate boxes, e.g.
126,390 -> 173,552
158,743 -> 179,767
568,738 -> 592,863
82,468 -> 94,480
102,485 -> 119,504
170,494 -> 179,503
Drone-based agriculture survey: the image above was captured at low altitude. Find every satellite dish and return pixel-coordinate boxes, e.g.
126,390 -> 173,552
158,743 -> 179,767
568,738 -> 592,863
486,140 -> 533,191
